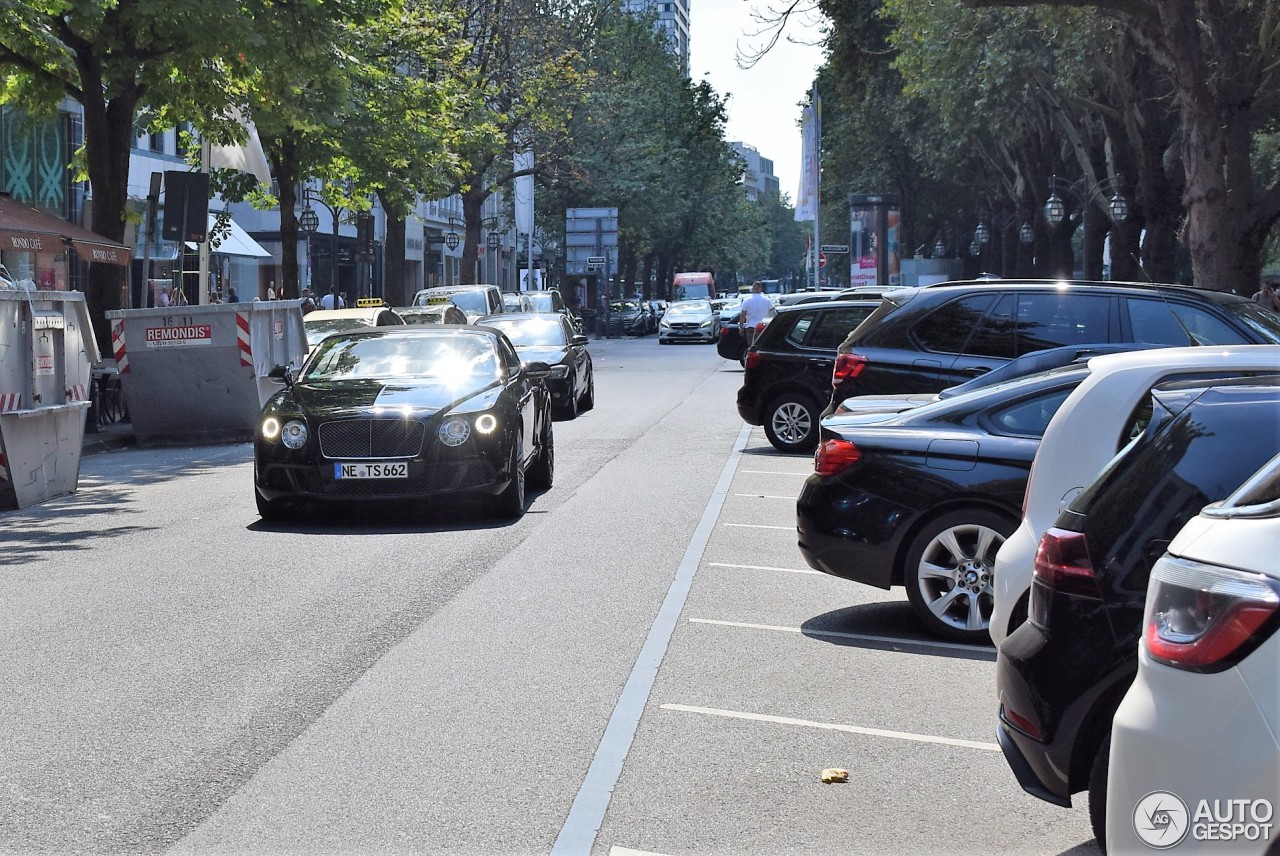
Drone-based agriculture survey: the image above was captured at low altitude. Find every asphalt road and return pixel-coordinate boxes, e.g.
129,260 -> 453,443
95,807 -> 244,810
0,336 -> 1097,855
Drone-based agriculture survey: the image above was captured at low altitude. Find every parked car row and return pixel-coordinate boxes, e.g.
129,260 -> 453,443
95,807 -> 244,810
257,287 -> 593,524
751,277 -> 1280,852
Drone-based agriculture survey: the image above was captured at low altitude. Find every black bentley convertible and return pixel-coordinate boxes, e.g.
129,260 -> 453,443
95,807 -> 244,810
254,325 -> 554,521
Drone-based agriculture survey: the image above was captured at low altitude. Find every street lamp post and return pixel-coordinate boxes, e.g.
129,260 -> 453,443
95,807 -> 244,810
1043,174 -> 1129,280
298,187 -> 357,306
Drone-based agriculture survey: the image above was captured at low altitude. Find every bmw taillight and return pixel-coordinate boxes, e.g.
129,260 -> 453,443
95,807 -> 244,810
814,438 -> 861,476
744,350 -> 762,371
1032,527 -> 1101,599
832,353 -> 868,383
1142,556 -> 1280,672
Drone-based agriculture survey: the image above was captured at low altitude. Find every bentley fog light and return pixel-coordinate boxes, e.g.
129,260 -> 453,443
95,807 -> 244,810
261,417 -> 281,440
475,414 -> 498,434
281,420 -> 308,449
439,415 -> 471,446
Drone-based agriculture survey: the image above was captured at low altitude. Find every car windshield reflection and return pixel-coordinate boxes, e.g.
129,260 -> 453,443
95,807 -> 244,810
303,331 -> 500,382
485,318 -> 567,347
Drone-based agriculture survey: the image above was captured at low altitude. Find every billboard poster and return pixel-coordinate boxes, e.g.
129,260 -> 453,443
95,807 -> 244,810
848,195 -> 902,287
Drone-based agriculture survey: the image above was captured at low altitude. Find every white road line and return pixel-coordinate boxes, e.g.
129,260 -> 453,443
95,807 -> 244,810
708,562 -> 822,575
689,618 -> 993,654
732,493 -> 796,500
740,469 -> 809,476
610,849 -> 672,856
722,523 -> 793,531
661,704 -> 1000,752
550,423 -> 754,856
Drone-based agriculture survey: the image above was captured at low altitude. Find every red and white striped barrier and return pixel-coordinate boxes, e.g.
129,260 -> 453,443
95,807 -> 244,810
236,312 -> 253,368
111,320 -> 130,373
0,393 -> 20,412
68,384 -> 88,402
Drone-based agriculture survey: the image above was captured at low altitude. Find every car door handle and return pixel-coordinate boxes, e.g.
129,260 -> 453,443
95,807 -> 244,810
809,358 -> 832,366
960,366 -> 992,377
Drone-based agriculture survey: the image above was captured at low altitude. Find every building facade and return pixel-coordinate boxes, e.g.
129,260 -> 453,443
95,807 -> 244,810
730,141 -> 780,201
625,0 -> 690,75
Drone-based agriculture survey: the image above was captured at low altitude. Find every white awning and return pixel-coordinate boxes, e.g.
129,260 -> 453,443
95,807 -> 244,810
186,215 -> 272,258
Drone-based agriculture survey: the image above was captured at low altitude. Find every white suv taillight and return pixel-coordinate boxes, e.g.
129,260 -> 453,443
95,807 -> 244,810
1143,555 -> 1280,672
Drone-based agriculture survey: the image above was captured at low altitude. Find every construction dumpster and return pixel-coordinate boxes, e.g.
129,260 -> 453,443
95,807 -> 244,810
0,288 -> 99,509
105,301 -> 307,445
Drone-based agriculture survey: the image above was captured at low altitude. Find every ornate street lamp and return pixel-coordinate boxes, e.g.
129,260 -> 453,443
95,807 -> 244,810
974,221 -> 991,245
1043,174 -> 1130,279
933,238 -> 946,258
1019,221 -> 1035,246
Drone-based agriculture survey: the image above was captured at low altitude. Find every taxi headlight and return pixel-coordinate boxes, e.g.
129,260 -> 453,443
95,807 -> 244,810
439,415 -> 471,446
262,417 -> 281,440
281,420 -> 308,449
475,413 -> 498,434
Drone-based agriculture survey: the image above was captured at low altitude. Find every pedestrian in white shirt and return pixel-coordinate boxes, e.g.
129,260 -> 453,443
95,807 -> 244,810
738,281 -> 773,344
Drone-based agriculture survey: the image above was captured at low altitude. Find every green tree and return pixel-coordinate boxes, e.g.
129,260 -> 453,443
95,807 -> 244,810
0,0 -> 258,351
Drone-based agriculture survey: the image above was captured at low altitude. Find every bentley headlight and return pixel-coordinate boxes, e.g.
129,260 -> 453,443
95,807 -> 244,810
548,365 -> 570,379
261,417 -> 281,440
475,413 -> 498,434
439,415 -> 471,446
281,420 -> 308,449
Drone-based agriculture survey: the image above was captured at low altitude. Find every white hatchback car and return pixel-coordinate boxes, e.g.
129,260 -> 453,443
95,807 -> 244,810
1106,453 -> 1280,854
990,344 -> 1280,645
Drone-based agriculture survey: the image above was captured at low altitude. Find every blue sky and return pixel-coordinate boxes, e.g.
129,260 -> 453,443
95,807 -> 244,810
689,0 -> 827,203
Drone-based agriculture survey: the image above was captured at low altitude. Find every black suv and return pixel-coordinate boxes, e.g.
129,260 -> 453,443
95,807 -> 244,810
997,377 -> 1280,844
735,298 -> 883,452
828,279 -> 1280,414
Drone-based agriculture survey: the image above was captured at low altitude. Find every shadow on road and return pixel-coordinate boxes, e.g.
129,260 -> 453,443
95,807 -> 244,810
247,488 -> 555,535
802,602 -> 997,662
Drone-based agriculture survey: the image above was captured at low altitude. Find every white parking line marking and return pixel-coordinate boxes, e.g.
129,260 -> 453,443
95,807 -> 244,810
661,704 -> 1000,751
610,849 -> 672,856
689,618 -> 993,654
732,493 -> 796,500
551,423 -> 754,856
722,523 -> 793,531
708,562 -> 822,575
741,469 -> 809,476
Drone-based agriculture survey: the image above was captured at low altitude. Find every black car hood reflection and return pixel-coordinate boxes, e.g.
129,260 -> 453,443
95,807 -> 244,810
284,377 -> 501,417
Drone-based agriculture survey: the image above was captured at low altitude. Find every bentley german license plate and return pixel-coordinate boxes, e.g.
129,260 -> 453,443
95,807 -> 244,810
335,462 -> 409,479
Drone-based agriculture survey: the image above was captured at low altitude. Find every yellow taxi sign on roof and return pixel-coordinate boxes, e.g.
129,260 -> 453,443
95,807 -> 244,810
355,297 -> 385,308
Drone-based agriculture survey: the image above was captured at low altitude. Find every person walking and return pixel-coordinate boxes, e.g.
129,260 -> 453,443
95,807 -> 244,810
738,280 -> 773,345
320,286 -> 344,310
1253,279 -> 1280,313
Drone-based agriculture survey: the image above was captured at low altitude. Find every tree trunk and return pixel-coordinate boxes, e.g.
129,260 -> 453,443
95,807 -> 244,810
378,193 -> 408,307
460,189 -> 487,286
82,94 -> 136,357
272,136 -> 300,299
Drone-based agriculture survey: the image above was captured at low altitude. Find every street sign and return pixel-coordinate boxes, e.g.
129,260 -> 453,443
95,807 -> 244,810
821,244 -> 850,254
587,256 -> 606,264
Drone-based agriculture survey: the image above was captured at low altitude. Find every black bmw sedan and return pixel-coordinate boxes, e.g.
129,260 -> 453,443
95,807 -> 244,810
796,365 -> 1089,642
479,312 -> 594,420
254,326 -> 554,521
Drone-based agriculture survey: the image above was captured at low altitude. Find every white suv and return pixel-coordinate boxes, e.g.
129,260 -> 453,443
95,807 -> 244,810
1106,453 -> 1280,854
989,345 -> 1280,645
